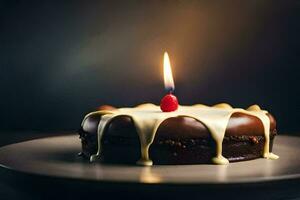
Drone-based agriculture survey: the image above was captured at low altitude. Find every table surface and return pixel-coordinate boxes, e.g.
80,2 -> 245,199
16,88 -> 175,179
0,131 -> 299,200
0,131 -> 73,200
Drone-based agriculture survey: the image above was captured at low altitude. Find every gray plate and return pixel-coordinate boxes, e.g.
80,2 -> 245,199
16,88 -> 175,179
0,135 -> 299,185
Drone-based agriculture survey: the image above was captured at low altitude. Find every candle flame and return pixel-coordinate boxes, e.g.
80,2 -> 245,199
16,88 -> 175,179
163,52 -> 175,92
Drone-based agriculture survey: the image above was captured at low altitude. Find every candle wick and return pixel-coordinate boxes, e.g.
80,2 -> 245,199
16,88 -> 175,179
165,86 -> 174,94
167,88 -> 174,94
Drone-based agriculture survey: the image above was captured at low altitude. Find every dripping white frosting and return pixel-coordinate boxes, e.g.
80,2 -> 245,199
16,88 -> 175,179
82,103 -> 279,165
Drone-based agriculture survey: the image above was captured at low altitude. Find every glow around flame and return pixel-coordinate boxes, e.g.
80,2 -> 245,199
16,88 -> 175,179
163,52 -> 175,92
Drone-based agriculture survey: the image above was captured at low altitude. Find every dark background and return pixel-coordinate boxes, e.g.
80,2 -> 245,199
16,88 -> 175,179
0,0 -> 299,133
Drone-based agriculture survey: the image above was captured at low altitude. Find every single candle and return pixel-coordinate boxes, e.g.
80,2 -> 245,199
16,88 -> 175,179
160,52 -> 179,112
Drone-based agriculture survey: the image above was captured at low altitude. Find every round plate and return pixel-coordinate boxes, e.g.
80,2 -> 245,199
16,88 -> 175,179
0,135 -> 299,185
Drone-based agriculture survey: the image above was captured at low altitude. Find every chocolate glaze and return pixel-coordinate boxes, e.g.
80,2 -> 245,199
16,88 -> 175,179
79,109 -> 277,164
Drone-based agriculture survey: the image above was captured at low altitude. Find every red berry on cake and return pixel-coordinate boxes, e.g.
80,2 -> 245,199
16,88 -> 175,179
160,94 -> 179,112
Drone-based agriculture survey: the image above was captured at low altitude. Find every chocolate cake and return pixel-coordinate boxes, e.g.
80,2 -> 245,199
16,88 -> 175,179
78,103 -> 278,165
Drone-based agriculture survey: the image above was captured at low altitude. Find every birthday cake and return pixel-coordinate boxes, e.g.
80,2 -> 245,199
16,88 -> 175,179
78,103 -> 278,165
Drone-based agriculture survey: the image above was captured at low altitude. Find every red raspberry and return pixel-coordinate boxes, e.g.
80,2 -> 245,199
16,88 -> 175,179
160,94 -> 179,112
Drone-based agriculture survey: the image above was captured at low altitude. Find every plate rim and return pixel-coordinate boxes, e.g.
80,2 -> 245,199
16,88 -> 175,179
0,134 -> 299,186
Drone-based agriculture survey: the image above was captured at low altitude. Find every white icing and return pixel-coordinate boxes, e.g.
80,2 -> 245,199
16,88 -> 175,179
213,103 -> 233,109
247,104 -> 262,111
82,103 -> 279,165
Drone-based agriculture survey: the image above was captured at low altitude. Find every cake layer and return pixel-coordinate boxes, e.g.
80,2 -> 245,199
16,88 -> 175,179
79,107 -> 277,164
